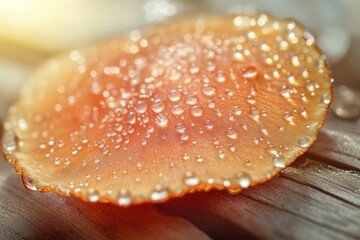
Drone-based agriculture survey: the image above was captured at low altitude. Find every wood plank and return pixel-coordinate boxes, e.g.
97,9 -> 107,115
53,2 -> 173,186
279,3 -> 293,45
308,114 -> 360,170
283,158 -> 360,207
160,190 -> 356,240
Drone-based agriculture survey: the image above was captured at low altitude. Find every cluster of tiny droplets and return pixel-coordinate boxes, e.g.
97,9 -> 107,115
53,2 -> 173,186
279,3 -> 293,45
3,14 -> 331,204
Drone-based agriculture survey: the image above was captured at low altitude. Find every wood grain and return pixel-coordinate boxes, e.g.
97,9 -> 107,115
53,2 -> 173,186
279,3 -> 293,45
1,113 -> 360,240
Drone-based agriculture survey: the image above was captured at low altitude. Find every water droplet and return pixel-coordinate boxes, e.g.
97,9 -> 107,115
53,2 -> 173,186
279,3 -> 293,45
291,56 -> 300,66
207,101 -> 215,108
202,84 -> 216,96
321,93 -> 331,104
17,118 -> 28,131
151,185 -> 169,201
246,95 -> 256,105
183,153 -> 190,160
169,69 -> 181,81
134,101 -> 148,114
88,188 -> 100,202
155,114 -> 168,128
180,133 -> 189,141
229,144 -> 235,152
298,137 -> 310,148
299,107 -> 307,117
195,155 -> 203,163
127,112 -> 136,125
168,90 -> 181,102
226,127 -> 238,139
189,64 -> 200,74
211,138 -> 220,146
54,157 -> 61,165
117,189 -> 132,206
185,94 -> 198,105
233,106 -> 241,115
184,171 -> 200,186
259,124 -> 268,136
250,108 -> 260,121
190,106 -> 203,117
215,71 -> 226,83
228,114 -> 235,121
171,104 -> 184,115
218,150 -> 225,159
306,82 -> 315,92
273,154 -> 286,168
151,99 -> 165,113
283,111 -> 294,122
175,123 -> 186,133
235,172 -> 251,188
2,129 -> 17,155
205,120 -> 214,130
280,85 -> 291,98
233,51 -> 244,61
242,66 -> 258,78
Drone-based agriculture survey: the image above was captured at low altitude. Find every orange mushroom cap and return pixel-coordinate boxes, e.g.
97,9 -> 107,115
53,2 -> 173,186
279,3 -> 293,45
2,13 -> 332,206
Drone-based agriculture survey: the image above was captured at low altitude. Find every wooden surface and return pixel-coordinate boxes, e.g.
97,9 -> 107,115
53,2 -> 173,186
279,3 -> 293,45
1,113 -> 359,240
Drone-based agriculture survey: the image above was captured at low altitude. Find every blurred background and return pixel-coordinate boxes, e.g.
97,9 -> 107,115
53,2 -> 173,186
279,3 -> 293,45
0,0 -> 359,120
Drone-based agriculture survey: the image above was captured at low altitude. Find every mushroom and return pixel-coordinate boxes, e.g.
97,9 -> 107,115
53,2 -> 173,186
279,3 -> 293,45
1,13 -> 332,206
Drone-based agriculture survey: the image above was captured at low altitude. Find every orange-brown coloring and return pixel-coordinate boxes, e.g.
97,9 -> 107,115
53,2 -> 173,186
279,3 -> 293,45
2,13 -> 332,206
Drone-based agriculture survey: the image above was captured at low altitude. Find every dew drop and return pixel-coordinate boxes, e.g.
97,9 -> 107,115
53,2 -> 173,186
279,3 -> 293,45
233,51 -> 244,61
306,82 -> 315,92
210,138 -> 219,147
205,120 -> 214,130
185,94 -> 198,105
168,90 -> 181,102
299,107 -> 307,117
183,153 -> 190,161
291,56 -> 300,66
190,106 -> 203,117
150,185 -> 169,201
215,71 -> 226,83
180,133 -> 189,141
151,99 -> 165,113
242,66 -> 258,78
259,124 -> 268,136
283,111 -> 294,122
250,108 -> 260,121
54,157 -> 61,165
321,93 -> 331,104
175,123 -> 186,133
233,106 -> 242,115
207,101 -> 215,108
235,172 -> 251,188
228,114 -> 235,121
195,155 -> 203,163
2,129 -> 17,155
171,104 -> 184,115
298,137 -> 310,148
184,171 -> 200,186
280,85 -> 291,98
246,95 -> 256,105
127,112 -> 137,125
24,176 -> 37,191
226,127 -> 238,139
202,84 -> 216,96
218,150 -> 225,159
155,114 -> 168,128
117,189 -> 132,206
273,154 -> 286,168
229,144 -> 235,152
134,101 -> 148,114
88,188 -> 100,202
